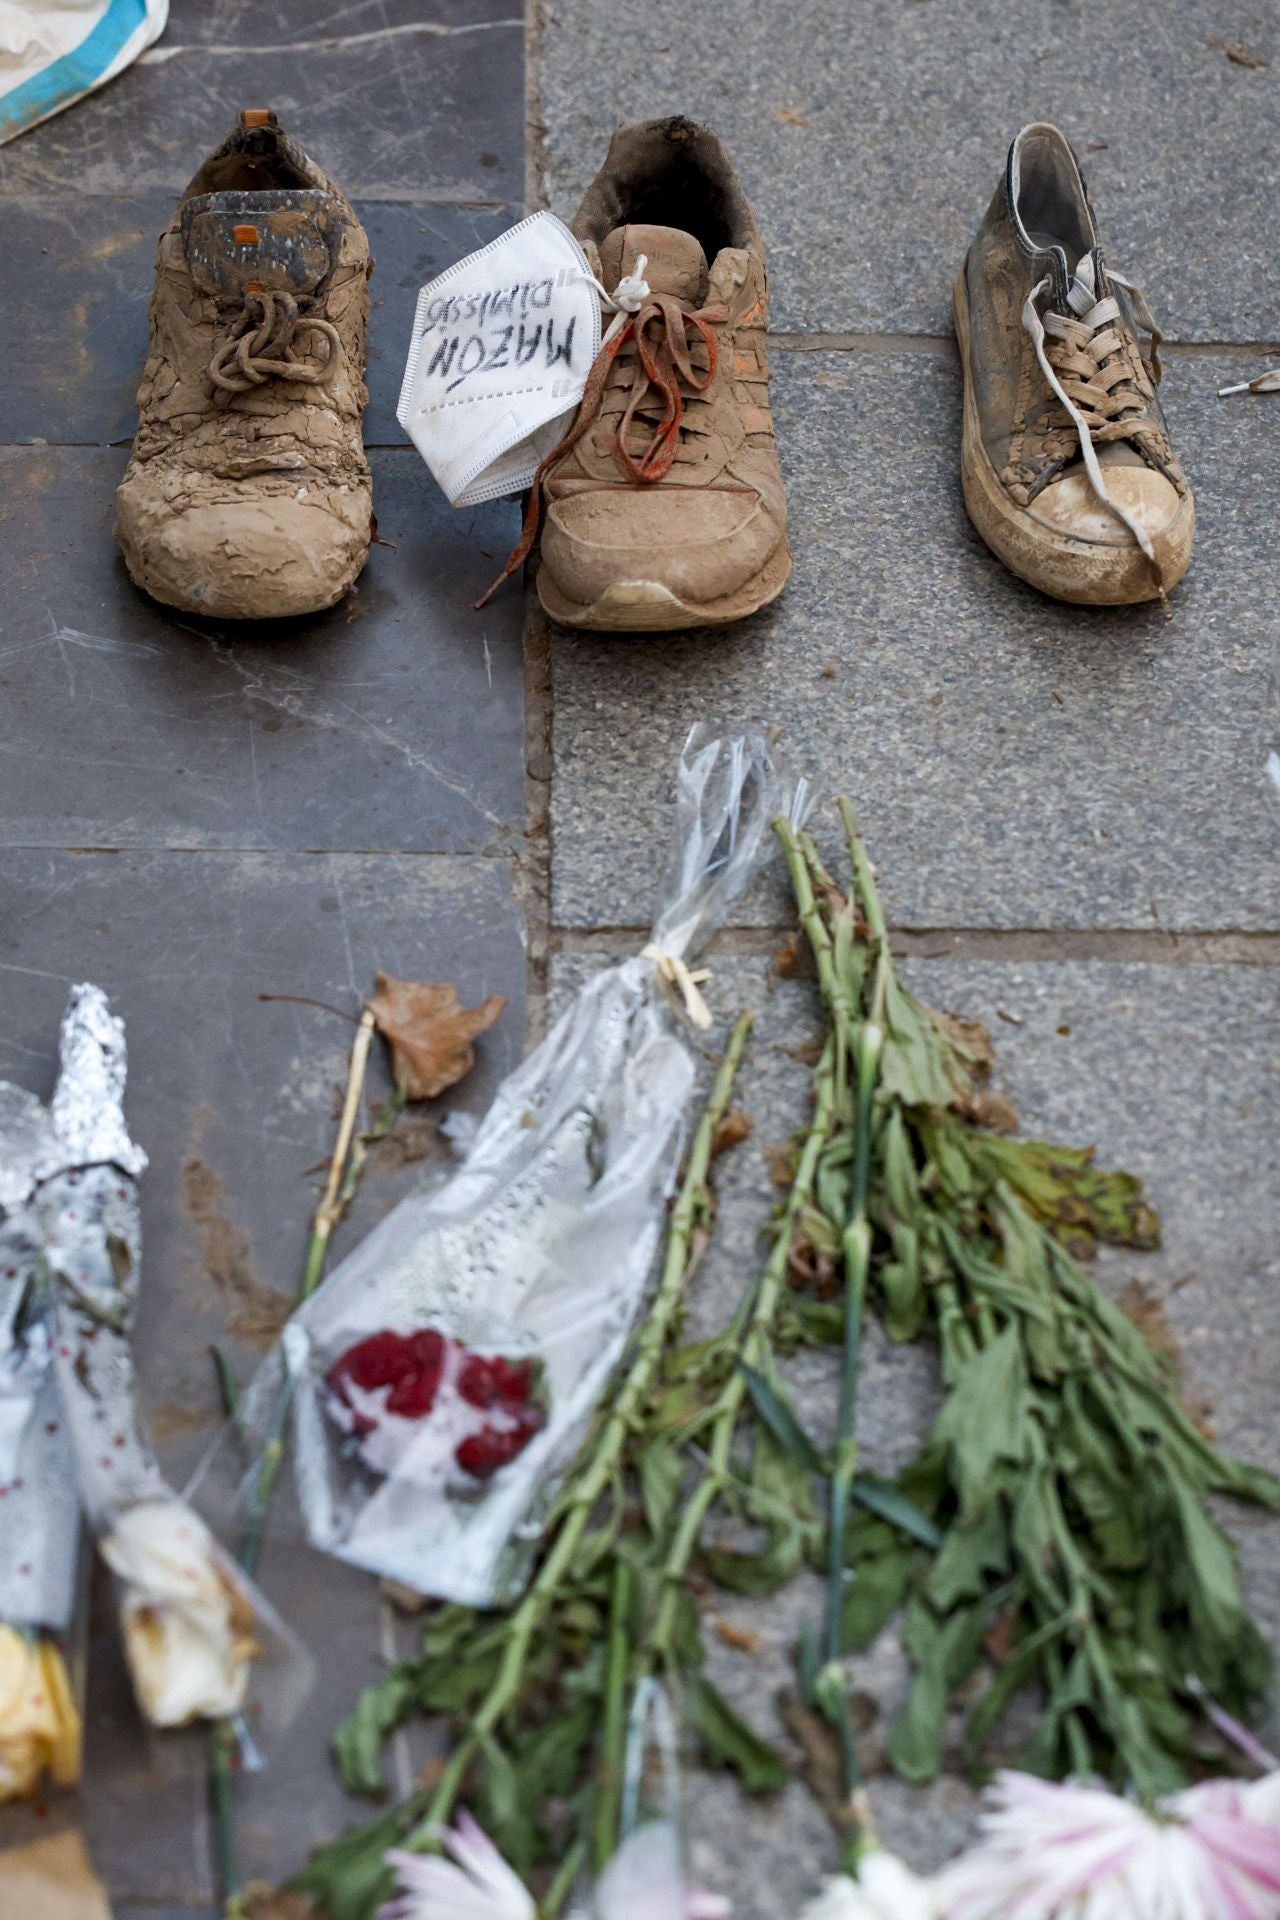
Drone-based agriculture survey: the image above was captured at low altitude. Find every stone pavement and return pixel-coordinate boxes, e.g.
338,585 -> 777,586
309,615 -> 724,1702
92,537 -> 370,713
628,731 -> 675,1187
0,0 -> 1277,1912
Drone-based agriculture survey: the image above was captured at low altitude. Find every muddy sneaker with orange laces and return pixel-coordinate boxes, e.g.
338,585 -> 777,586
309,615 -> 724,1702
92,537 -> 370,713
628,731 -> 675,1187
114,110 -> 373,620
954,122 -> 1193,606
483,116 -> 790,631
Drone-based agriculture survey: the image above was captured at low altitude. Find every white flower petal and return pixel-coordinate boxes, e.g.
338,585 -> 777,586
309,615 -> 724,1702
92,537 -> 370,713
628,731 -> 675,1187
799,1857 -> 938,1920
382,1822 -> 535,1920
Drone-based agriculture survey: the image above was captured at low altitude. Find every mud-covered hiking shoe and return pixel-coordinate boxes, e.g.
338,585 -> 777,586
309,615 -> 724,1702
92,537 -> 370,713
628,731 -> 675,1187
485,117 -> 790,631
115,110 -> 373,620
955,122 -> 1193,607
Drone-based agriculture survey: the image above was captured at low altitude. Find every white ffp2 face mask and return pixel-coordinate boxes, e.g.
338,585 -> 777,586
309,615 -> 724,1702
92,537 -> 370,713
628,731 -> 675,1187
397,211 -> 602,508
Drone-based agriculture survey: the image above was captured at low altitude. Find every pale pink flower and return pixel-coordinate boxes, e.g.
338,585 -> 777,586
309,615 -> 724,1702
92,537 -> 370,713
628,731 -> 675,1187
380,1814 -> 730,1920
381,1815 -> 535,1920
936,1769 -> 1280,1920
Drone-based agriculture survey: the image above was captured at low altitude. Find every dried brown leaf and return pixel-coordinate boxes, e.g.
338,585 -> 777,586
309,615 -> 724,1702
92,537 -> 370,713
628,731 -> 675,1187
773,104 -> 809,125
242,1885 -> 318,1920
716,1619 -> 761,1654
775,931 -> 817,981
1210,34 -> 1268,66
368,975 -> 507,1101
712,1108 -> 754,1157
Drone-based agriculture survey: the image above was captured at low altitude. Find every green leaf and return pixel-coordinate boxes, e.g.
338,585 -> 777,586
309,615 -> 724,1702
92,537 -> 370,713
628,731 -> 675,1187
841,1534 -> 918,1652
851,1473 -> 942,1549
690,1675 -> 788,1792
1169,1477 -> 1250,1647
638,1439 -> 685,1539
934,1325 -> 1031,1504
333,1665 -> 421,1797
888,1596 -> 987,1783
924,1498 -> 1009,1609
776,1296 -> 845,1349
737,1362 -> 827,1474
878,978 -> 963,1109
292,1800 -> 423,1920
961,1607 -> 1071,1768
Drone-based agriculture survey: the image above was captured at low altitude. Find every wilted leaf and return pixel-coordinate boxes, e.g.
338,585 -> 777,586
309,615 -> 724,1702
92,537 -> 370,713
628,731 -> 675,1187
333,1665 -> 420,1796
737,1362 -> 826,1473
934,1326 -> 1030,1501
292,1801 -> 420,1920
711,1107 -> 754,1157
367,974 -> 506,1100
690,1675 -> 788,1790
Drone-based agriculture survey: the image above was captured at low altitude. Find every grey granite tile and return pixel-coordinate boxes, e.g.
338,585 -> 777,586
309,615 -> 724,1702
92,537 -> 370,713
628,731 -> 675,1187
0,198 -> 516,448
0,1 -> 524,204
550,945 -> 1280,1907
550,345 -> 1280,933
0,446 -> 523,855
540,0 -> 1279,341
0,845 -> 526,1903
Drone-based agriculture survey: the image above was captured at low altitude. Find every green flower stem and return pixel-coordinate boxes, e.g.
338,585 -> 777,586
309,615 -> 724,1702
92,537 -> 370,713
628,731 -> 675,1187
824,1022 -> 883,1812
647,1035 -> 839,1667
593,1561 -> 634,1875
405,1012 -> 755,1850
215,1005 -> 380,1911
210,1718 -> 242,1912
775,821 -> 853,1107
540,1837 -> 586,1918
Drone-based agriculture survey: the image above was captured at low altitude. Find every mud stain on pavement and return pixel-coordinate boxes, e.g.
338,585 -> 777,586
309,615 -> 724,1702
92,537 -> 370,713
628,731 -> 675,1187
150,1400 -> 219,1440
182,1127 -> 291,1344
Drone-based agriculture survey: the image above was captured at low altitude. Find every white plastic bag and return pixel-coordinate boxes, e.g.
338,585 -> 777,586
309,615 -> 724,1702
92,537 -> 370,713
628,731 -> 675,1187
0,0 -> 168,145
0,986 -> 311,1755
232,732 -> 786,1607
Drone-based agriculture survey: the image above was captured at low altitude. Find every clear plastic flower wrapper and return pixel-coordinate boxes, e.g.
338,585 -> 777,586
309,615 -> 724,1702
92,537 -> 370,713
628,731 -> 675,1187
228,731 -> 789,1606
0,1064 -> 95,1799
0,985 -> 311,1757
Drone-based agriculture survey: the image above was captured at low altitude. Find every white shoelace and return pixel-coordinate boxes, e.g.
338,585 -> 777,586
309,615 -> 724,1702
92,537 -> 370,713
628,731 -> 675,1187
1020,255 -> 1160,568
579,252 -> 652,346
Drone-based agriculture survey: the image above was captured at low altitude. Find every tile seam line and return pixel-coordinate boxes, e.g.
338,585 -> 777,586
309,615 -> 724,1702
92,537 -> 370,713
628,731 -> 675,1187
769,330 -> 1280,358
551,926 -> 1280,965
0,844 -> 521,858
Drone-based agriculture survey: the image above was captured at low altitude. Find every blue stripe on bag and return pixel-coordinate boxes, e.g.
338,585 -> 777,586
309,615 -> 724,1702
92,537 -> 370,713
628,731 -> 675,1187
0,0 -> 152,141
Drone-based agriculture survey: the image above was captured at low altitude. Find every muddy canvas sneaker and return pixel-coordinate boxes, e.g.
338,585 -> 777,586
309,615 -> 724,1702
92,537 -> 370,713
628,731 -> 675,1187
954,123 -> 1193,606
115,110 -> 373,619
483,116 -> 790,630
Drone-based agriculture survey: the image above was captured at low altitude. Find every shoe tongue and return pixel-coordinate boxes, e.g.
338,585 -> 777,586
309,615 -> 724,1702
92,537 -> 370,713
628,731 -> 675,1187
599,224 -> 709,303
180,188 -> 347,299
1061,246 -> 1107,315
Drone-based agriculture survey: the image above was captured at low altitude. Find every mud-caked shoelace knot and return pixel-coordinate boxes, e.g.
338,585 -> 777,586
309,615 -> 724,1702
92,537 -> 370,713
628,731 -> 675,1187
208,287 -> 342,395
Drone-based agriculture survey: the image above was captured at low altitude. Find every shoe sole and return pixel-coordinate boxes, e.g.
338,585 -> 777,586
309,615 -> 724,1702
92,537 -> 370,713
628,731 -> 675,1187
952,265 -> 1194,606
535,534 -> 792,632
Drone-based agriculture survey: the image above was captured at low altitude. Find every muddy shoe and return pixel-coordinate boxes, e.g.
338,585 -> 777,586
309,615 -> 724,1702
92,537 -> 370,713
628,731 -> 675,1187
485,117 -> 790,631
955,122 -> 1193,606
115,110 -> 373,620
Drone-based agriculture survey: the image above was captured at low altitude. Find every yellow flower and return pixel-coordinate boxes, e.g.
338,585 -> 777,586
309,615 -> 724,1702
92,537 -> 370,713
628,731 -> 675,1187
0,1625 -> 82,1801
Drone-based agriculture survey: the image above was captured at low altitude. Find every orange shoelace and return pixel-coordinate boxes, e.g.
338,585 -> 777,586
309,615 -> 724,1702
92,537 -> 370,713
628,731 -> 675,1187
474,294 -> 726,610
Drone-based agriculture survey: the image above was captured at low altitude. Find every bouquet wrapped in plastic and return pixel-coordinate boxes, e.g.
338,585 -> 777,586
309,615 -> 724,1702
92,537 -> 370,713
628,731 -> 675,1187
233,731 -> 786,1606
0,1078 -> 84,1800
0,986 -> 309,1760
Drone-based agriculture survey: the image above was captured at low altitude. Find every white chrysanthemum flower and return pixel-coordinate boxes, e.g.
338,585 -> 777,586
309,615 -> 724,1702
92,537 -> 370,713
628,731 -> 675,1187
382,1817 -> 536,1920
99,1498 -> 257,1726
381,1815 -> 730,1920
799,1851 -> 939,1920
936,1769 -> 1280,1920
